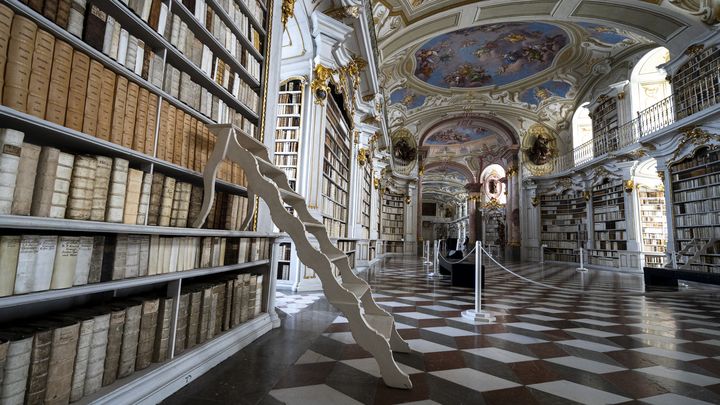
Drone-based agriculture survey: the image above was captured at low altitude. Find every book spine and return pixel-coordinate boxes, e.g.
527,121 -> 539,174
44,322 -> 80,405
105,158 -> 129,222
49,152 -> 74,219
117,303 -> 141,378
0,235 -> 20,297
3,15 -> 36,113
121,82 -> 139,148
0,4 -> 14,102
122,168 -> 144,224
26,29 -> 54,119
158,176 -> 176,227
25,329 -> 52,405
82,60 -> 104,136
95,68 -> 116,141
10,142 -> 40,216
135,171 -> 152,225
83,312 -> 110,396
86,235 -> 105,284
101,309 -> 125,386
69,317 -> 94,402
89,155 -> 112,221
135,298 -> 158,370
33,235 -> 58,292
0,129 -> 23,215
110,75 -> 128,145
124,235 -> 142,278
67,0 -> 86,37
146,172 -> 164,226
185,290 -> 201,349
50,235 -> 80,289
0,336 -> 32,405
153,297 -> 173,362
147,234 -> 160,276
44,40 -> 73,125
66,155 -> 97,220
138,235 -> 150,277
111,235 -> 128,280
73,236 -> 94,286
173,293 -> 189,355
64,51 -> 90,131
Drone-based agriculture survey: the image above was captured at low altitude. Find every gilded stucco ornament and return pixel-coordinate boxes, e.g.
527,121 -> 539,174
326,5 -> 361,20
671,127 -> 720,163
670,0 -> 720,25
358,148 -> 370,166
624,180 -> 635,192
311,64 -> 336,105
582,191 -> 591,201
531,196 -> 540,207
281,0 -> 296,28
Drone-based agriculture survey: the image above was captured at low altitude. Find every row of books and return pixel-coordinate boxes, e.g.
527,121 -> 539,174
594,221 -> 626,231
676,227 -> 720,240
594,230 -> 626,240
672,186 -> 720,202
213,0 -> 264,50
0,133 -> 249,229
322,182 -> 347,205
673,198 -> 720,215
541,219 -> 585,227
321,198 -> 347,220
675,213 -> 720,227
0,272 -> 264,404
323,152 -> 349,179
593,240 -> 627,250
336,240 -> 355,253
322,218 -> 345,239
540,231 -> 585,240
276,107 -> 300,119
593,212 -> 624,222
672,172 -> 720,191
276,128 -> 299,140
274,142 -> 298,153
669,148 -> 720,173
19,0 -> 86,37
382,206 -> 404,215
0,233 -> 269,296
275,154 -> 298,167
542,241 -> 581,250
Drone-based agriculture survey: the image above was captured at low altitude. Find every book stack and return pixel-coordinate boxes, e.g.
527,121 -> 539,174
0,235 -> 269,297
174,272 -> 263,355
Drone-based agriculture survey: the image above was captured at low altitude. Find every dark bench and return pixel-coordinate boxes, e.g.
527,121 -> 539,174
644,267 -> 720,291
439,254 -> 485,289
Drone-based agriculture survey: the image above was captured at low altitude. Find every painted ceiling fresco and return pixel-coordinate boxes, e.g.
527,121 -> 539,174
424,125 -> 495,145
414,22 -> 568,89
519,80 -> 572,106
424,167 -> 470,184
388,88 -> 427,109
577,22 -> 638,45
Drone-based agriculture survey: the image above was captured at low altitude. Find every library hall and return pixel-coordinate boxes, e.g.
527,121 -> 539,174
3,0 -> 720,404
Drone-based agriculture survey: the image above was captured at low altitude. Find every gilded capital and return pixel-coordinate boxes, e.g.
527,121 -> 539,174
311,64 -> 336,105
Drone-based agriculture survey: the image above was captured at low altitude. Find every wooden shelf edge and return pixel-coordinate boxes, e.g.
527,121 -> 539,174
77,313 -> 274,405
0,260 -> 271,309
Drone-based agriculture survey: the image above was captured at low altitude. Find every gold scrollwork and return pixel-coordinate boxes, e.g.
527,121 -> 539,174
281,0 -> 296,28
624,179 -> 635,192
405,195 -> 411,205
531,196 -> 540,207
671,127 -> 720,163
325,5 -> 361,20
310,64 -> 336,105
582,191 -> 591,201
373,178 -> 380,189
358,148 -> 370,166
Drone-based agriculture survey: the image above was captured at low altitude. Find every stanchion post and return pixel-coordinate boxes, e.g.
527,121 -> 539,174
577,247 -> 588,272
540,244 -> 547,264
461,241 -> 496,324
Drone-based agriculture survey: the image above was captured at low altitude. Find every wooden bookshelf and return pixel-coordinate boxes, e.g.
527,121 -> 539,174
276,242 -> 291,281
591,95 -> 619,155
540,192 -> 587,263
670,146 -> 720,272
0,0 -> 275,402
639,189 -> 667,268
274,79 -> 303,192
381,192 -> 404,243
322,95 -> 351,238
672,47 -> 720,120
589,179 -> 627,267
361,162 -> 372,239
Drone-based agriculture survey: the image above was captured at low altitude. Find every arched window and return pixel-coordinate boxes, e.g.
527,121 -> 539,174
572,102 -> 593,165
630,47 -> 671,116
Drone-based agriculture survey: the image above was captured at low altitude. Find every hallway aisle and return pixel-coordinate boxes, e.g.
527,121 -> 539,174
167,256 -> 720,405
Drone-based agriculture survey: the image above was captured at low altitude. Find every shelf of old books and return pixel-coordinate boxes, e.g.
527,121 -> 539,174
539,192 -> 587,263
672,46 -> 720,120
360,160 -> 371,239
322,93 -> 350,239
275,79 -> 302,192
276,241 -> 291,281
0,0 -> 274,401
638,187 -> 667,268
670,146 -> 720,273
381,192 -> 404,242
589,179 -> 627,267
591,95 -> 619,156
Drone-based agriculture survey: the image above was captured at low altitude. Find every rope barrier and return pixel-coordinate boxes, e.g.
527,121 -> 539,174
479,246 -> 720,298
438,247 -> 477,264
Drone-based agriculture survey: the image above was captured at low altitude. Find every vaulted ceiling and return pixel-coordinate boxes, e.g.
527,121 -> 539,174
371,0 -> 708,201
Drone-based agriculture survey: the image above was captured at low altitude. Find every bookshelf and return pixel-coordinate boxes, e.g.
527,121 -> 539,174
381,192 -> 404,253
540,192 -> 587,263
337,239 -> 356,273
361,161 -> 372,239
591,95 -> 618,155
672,47 -> 720,120
276,242 -> 291,281
274,79 -> 303,191
589,179 -> 627,267
322,95 -> 351,238
670,146 -> 720,272
639,188 -> 667,268
0,0 -> 274,402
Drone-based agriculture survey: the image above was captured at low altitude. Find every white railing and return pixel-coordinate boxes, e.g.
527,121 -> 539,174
538,73 -> 720,177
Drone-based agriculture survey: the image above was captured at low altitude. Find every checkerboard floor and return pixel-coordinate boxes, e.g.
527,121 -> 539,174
266,256 -> 720,405
275,291 -> 325,315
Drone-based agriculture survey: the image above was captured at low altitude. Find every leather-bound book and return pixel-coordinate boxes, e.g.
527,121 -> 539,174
107,17 -> 121,60
96,68 -> 116,141
132,87 -> 149,153
173,293 -> 189,354
149,52 -> 163,88
72,236 -> 93,286
155,102 -> 168,161
101,307 -> 125,386
147,235 -> 160,275
50,235 -> 81,289
165,104 -> 177,163
23,326 -> 51,405
56,0 -> 72,28
206,286 -> 218,340
158,176 -> 176,227
223,279 -> 233,331
175,182 -> 191,227
44,39 -> 73,125
148,0 -> 161,31
3,15 -> 36,113
67,0 -> 86,37
199,237 -> 211,268
138,235 -> 150,277
169,181 -> 181,227
240,273 -> 251,323
186,118 -> 197,170
105,157 -> 129,223
43,0 -> 59,23
224,238 -> 239,267
117,301 -> 141,378
146,171 -> 164,226
122,168 -> 144,224
179,113 -> 191,168
0,129 -> 23,215
121,82 -> 139,149
231,275 -> 243,326
65,51 -> 90,131
133,39 -> 145,76
124,34 -> 137,71
26,29 -> 54,119
255,275 -> 264,317
173,108 -> 185,166
90,155 -> 112,221
11,142 -> 41,216
144,92 -> 158,156
13,235 -> 51,294
82,60 -> 103,136
0,235 -> 20,297
135,298 -> 158,370
69,315 -> 93,402
248,275 -> 258,319
187,184 -> 203,226
110,75 -> 128,146
198,286 -> 213,343
84,4 -> 107,51
111,234 -> 128,280
213,283 -> 225,336
83,311 -> 109,395
185,290 -> 201,348
31,148 -> 74,218
44,320 -> 80,405
0,4 -> 14,102
66,155 -> 97,220
136,171 -> 152,225
124,235 -> 142,278
0,330 -> 33,405
86,235 -> 105,283
153,297 -> 173,362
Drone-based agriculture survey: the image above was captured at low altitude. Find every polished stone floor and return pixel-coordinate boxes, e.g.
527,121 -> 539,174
165,256 -> 720,405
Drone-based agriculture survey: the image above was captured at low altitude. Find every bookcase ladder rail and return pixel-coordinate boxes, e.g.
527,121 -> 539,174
199,125 -> 412,389
678,237 -> 716,270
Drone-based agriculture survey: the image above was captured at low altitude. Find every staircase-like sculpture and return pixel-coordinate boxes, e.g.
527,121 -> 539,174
192,124 -> 413,389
